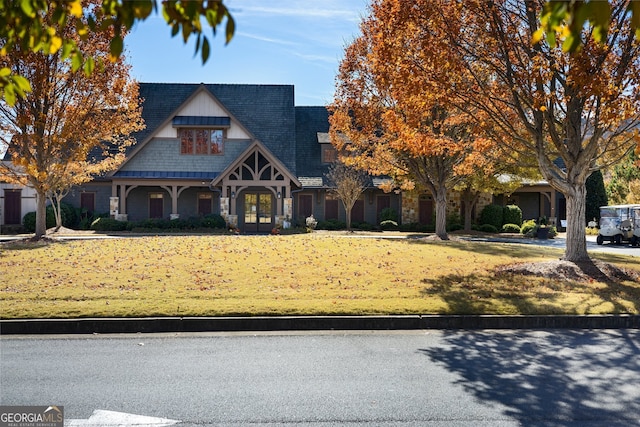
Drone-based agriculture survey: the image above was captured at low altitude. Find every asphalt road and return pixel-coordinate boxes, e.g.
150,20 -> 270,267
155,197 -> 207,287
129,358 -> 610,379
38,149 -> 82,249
2,330 -> 640,426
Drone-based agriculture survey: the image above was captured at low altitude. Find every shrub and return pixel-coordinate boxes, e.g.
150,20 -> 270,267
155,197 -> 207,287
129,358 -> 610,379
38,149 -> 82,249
380,220 -> 398,230
353,221 -> 375,231
586,170 -> 607,223
478,224 -> 499,233
446,212 -> 463,231
479,204 -> 504,230
59,202 -> 79,228
90,217 -> 128,231
379,207 -> 398,223
502,205 -> 522,226
316,219 -> 345,230
22,212 -> 36,232
201,214 -> 226,229
398,222 -> 417,232
585,226 -> 599,236
447,223 -> 463,232
521,219 -> 537,236
22,207 -> 57,232
501,223 -> 521,233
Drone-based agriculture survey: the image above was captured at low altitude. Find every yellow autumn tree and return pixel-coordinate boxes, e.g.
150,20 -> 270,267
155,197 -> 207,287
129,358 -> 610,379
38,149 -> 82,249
0,0 -> 144,238
329,0 -> 493,240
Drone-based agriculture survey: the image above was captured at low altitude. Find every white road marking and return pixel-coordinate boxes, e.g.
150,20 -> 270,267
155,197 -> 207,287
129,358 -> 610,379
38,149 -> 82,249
66,410 -> 179,426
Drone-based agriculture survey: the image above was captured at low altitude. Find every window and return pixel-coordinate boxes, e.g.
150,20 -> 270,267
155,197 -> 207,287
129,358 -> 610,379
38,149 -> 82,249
211,130 -> 223,154
179,129 -> 224,155
322,145 -> 337,163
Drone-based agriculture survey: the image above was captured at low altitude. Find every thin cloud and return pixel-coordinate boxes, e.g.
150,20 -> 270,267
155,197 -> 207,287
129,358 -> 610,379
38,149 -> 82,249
238,31 -> 299,46
230,2 -> 361,22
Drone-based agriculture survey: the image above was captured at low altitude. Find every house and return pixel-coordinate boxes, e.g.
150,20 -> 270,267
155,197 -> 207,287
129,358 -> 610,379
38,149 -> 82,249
494,179 -> 566,227
1,82 -> 560,232
2,83 -> 400,232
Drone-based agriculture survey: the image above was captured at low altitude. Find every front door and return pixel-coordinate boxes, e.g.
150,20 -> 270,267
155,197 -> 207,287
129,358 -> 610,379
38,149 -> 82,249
243,193 -> 273,233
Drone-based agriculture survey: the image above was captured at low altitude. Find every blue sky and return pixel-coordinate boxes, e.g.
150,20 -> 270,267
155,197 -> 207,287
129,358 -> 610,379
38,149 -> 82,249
125,0 -> 369,106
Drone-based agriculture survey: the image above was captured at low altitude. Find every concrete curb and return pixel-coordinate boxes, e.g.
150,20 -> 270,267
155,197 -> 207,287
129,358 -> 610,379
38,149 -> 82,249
1,315 -> 639,335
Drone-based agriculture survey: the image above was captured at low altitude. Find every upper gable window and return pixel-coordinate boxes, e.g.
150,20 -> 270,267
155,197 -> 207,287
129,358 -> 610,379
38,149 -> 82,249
179,129 -> 224,155
322,145 -> 337,163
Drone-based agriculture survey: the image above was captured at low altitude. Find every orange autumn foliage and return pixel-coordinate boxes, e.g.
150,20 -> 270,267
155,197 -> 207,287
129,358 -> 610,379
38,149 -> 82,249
330,0 -> 495,239
0,0 -> 144,237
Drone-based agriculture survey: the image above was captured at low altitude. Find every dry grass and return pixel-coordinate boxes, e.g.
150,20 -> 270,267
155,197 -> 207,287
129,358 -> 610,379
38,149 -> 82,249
1,233 -> 639,319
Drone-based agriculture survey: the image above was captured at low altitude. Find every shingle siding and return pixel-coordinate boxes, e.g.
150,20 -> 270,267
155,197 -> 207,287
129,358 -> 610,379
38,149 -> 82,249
120,137 -> 252,173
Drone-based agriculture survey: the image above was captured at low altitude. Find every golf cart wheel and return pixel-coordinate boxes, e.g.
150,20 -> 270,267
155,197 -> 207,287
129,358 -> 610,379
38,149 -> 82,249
614,234 -> 622,245
631,236 -> 638,247
596,234 -> 604,245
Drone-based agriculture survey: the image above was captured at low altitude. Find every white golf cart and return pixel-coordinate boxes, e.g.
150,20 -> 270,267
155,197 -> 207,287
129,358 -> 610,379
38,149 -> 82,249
631,205 -> 640,247
596,204 -> 638,245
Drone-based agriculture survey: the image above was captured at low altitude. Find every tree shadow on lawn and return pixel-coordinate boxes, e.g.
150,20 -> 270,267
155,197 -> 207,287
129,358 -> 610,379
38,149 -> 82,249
404,238 -> 561,259
0,237 -> 69,253
421,266 -> 640,314
418,329 -> 640,425
420,273 -> 562,314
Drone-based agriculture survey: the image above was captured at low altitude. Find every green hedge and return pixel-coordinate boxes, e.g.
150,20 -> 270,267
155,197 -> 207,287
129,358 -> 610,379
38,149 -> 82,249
479,204 -> 504,230
22,202 -> 78,232
479,224 -> 499,233
90,214 -> 228,232
501,223 -> 521,233
503,205 -> 522,226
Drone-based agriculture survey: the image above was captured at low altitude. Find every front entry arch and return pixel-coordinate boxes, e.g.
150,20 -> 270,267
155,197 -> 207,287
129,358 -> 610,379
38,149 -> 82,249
242,192 -> 274,233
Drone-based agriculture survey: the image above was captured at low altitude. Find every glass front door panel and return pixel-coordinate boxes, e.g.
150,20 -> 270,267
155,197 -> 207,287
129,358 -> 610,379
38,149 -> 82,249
245,194 -> 257,224
259,194 -> 272,224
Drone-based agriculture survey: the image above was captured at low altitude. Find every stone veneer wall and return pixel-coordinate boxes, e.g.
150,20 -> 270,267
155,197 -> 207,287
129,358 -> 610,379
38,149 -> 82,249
401,192 -> 420,224
401,190 -> 493,224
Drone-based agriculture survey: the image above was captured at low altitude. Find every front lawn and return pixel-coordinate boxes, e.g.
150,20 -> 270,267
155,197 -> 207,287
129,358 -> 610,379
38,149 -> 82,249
1,234 -> 639,318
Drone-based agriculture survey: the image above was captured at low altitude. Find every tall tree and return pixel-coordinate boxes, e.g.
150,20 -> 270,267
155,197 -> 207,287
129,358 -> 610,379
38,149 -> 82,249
436,0 -> 640,261
380,0 -> 640,261
325,162 -> 368,231
329,0 -> 492,240
0,1 -> 144,238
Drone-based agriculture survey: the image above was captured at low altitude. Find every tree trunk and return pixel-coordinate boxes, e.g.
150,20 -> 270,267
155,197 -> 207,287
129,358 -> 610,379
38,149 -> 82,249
50,196 -> 62,231
346,207 -> 352,231
461,188 -> 476,232
434,185 -> 448,240
563,184 -> 589,262
34,191 -> 47,239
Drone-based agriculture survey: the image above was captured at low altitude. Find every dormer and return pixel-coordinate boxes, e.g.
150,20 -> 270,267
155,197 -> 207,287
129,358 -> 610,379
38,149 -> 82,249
317,132 -> 337,163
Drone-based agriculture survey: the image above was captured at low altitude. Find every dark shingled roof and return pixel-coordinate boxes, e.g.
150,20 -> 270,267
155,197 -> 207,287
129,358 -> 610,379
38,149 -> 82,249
295,106 -> 330,180
134,83 -> 297,173
113,171 -> 219,179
